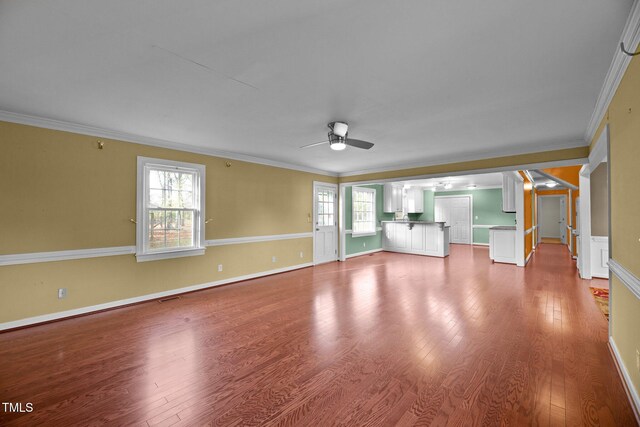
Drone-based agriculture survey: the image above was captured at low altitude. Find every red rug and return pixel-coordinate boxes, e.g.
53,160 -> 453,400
589,287 -> 609,320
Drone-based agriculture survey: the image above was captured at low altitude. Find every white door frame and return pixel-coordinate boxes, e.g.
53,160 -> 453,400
434,194 -> 473,244
313,181 -> 338,265
578,124 -> 609,280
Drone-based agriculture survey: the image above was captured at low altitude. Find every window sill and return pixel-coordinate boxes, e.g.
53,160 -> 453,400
135,247 -> 205,263
351,231 -> 377,238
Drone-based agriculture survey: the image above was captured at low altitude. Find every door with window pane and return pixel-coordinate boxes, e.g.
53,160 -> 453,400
314,183 -> 338,264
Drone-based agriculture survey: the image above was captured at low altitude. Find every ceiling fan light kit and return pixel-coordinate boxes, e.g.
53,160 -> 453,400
329,134 -> 347,151
299,121 -> 374,151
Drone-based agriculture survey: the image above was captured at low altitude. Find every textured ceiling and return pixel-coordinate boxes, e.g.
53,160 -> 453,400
0,0 -> 632,173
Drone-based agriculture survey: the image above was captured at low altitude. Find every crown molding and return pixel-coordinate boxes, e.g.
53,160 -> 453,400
585,0 -> 640,144
0,110 -> 337,177
337,139 -> 587,178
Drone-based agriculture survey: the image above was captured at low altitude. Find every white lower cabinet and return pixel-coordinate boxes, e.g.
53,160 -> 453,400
489,227 -> 517,264
383,222 -> 449,257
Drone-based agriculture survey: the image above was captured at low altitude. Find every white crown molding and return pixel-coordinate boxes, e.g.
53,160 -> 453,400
338,139 -> 587,178
0,110 -> 337,177
205,232 -> 312,246
431,185 -> 502,192
609,258 -> 640,300
585,0 -> 640,144
0,262 -> 313,331
340,158 -> 587,187
609,336 -> 640,422
0,246 -> 136,267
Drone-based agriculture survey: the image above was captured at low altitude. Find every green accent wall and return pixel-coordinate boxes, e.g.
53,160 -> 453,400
345,186 -> 512,253
345,184 -> 394,256
420,188 -> 515,244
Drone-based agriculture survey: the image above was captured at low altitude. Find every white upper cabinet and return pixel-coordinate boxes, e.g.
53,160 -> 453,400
406,187 -> 424,213
502,173 -> 517,213
384,184 -> 423,213
383,183 -> 403,212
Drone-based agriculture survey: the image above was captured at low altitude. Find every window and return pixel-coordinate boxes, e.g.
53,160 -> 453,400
136,157 -> 206,262
316,188 -> 335,226
352,186 -> 376,236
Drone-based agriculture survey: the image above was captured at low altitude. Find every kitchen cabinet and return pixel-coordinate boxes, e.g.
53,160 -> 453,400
383,183 -> 403,213
489,226 -> 517,264
502,173 -> 516,213
406,187 -> 424,213
382,221 -> 449,257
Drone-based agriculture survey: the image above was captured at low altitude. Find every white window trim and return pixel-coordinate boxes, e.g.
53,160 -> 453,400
351,186 -> 377,237
136,156 -> 206,262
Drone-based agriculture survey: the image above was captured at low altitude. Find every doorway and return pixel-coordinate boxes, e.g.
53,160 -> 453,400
538,195 -> 566,244
313,182 -> 338,264
434,195 -> 472,244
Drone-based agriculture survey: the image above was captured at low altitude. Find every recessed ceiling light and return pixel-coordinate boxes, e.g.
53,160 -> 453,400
546,182 -> 557,188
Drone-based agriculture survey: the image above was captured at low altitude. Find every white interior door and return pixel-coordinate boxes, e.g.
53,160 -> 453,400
313,183 -> 338,264
450,197 -> 471,244
539,196 -> 562,238
435,196 -> 471,244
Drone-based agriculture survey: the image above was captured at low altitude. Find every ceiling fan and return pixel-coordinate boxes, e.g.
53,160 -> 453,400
300,122 -> 374,151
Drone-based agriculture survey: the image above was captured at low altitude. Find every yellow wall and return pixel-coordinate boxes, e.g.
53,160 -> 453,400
520,172 -> 534,260
593,53 -> 640,398
0,121 -> 335,323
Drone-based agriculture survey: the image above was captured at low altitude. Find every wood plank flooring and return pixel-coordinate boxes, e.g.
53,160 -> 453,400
0,244 -> 636,426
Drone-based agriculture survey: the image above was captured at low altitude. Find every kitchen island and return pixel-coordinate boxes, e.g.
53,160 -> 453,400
382,221 -> 450,257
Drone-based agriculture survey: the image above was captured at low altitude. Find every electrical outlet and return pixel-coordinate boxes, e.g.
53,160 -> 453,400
299,251 -> 304,258
217,264 -> 223,272
272,256 -> 277,263
58,288 -> 67,299
363,242 -> 366,248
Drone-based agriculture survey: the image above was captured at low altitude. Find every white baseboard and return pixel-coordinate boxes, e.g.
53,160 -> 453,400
0,262 -> 313,331
525,251 -> 533,265
345,248 -> 383,259
472,242 -> 489,247
609,336 -> 640,423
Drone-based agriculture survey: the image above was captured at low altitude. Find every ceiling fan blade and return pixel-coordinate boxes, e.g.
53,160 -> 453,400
345,138 -> 374,150
299,140 -> 329,149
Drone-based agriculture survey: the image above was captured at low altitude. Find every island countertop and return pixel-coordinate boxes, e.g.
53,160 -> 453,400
381,220 -> 449,227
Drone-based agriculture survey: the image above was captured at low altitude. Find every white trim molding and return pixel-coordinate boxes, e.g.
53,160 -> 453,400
472,242 -> 490,247
585,1 -> 640,143
525,227 -> 534,235
0,262 -> 313,331
472,224 -> 506,229
609,258 -> 640,300
0,246 -> 136,267
0,233 -> 314,266
0,110 -> 336,177
205,232 -> 312,247
609,336 -> 640,422
345,248 -> 384,259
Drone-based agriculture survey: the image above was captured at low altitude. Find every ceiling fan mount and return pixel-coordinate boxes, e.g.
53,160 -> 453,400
300,121 -> 374,151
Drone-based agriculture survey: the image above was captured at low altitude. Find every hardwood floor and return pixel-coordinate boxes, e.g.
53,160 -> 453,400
0,244 -> 636,426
